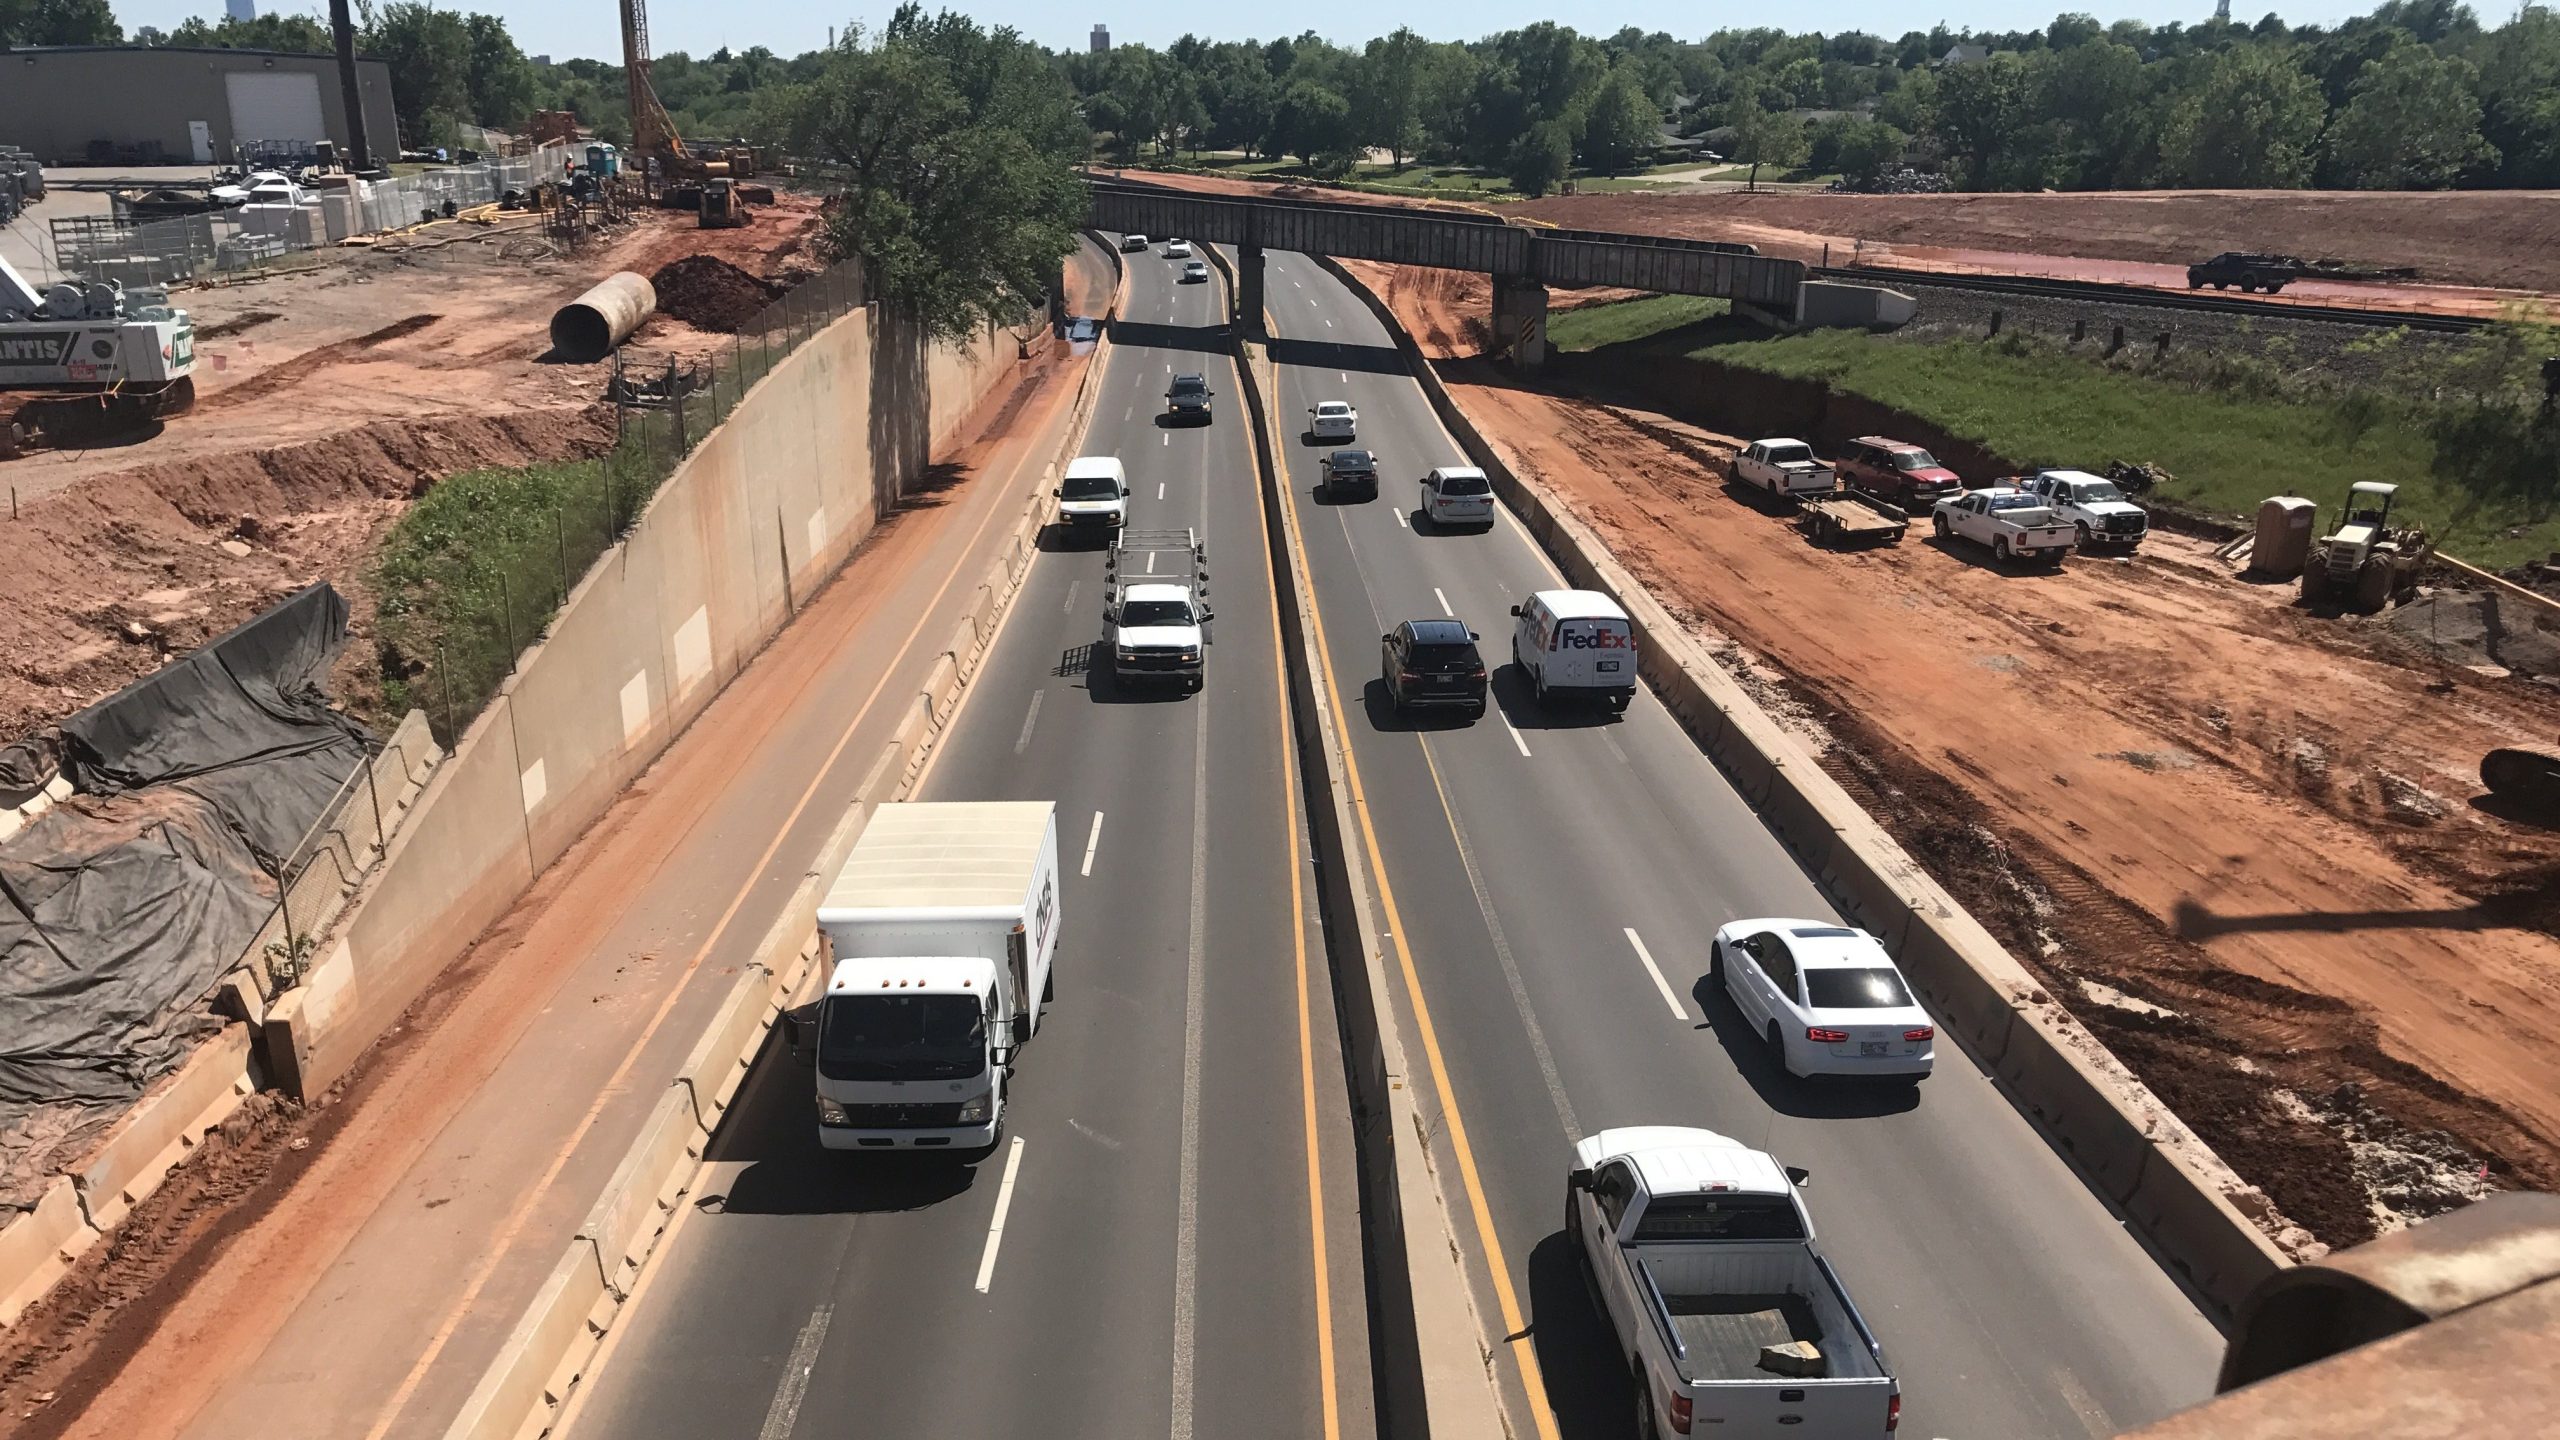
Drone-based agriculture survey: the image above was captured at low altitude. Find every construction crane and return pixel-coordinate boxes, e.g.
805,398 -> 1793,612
619,0 -> 768,217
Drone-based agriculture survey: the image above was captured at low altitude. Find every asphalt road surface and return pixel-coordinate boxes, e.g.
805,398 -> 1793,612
1249,245 -> 2225,1440
561,244 -> 1368,1440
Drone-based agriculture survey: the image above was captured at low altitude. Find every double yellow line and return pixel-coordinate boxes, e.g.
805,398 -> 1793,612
1250,323 -> 1564,1440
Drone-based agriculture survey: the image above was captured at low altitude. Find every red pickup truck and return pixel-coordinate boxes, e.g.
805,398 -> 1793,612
1834,436 -> 1963,513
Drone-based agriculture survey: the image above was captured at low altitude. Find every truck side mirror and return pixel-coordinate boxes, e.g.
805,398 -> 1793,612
1509,604 -> 1523,617
1199,609 -> 1214,623
1381,632 -> 1394,644
1567,1167 -> 1594,1191
1051,488 -> 1062,498
1011,1015 -> 1030,1044
1102,604 -> 1119,623
1785,1165 -> 1812,1188
782,1003 -> 820,1065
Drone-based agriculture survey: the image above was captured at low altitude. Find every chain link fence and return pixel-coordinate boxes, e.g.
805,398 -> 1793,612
375,258 -> 870,747
39,145 -> 579,289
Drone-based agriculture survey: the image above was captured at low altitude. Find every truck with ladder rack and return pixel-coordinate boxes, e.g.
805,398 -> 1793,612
1101,528 -> 1213,692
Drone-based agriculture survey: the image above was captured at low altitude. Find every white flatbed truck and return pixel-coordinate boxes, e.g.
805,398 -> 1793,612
810,802 -> 1060,1152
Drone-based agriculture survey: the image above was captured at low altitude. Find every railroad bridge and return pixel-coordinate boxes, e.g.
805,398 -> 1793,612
1086,178 -> 1903,361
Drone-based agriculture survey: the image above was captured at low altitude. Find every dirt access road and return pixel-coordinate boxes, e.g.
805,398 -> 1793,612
0,198 -> 827,747
1349,258 -> 2560,1251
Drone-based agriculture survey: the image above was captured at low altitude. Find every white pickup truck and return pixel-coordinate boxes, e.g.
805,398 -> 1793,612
2022,469 -> 2150,551
1931,488 -> 2074,566
1569,1126 -> 1901,1439
1731,438 -> 1836,500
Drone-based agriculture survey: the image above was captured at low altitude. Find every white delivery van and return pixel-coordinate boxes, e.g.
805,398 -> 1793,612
1055,455 -> 1129,543
1511,588 -> 1638,712
811,802 -> 1060,1152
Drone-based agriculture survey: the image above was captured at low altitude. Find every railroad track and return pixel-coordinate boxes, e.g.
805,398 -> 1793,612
1817,264 -> 2497,334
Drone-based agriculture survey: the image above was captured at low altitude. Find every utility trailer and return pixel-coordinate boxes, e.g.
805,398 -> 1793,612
1796,492 -> 1906,548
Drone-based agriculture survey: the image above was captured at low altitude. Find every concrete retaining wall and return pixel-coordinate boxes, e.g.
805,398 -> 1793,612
267,306 -> 1021,1103
1320,253 -> 2293,1320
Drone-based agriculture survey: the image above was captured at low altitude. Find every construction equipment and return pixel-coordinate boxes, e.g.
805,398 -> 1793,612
698,177 -> 747,229
0,256 -> 196,460
620,0 -> 764,215
2300,481 -> 2433,613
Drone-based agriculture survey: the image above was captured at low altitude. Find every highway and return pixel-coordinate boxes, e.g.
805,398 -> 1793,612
1250,246 -> 2227,1438
560,244 -> 1368,1440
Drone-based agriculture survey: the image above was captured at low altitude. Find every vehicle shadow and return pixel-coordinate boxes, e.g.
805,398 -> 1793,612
1921,531 -> 2070,577
698,1048 -> 990,1217
1076,645 -> 1196,704
1525,1229 -> 1641,1440
1690,970 -> 1922,1120
1360,676 -> 1483,732
1038,521 -> 1114,552
1489,662 -> 1622,731
1408,507 -> 1496,539
1309,480 -> 1375,508
1152,411 -> 1216,430
1720,477 -> 1796,517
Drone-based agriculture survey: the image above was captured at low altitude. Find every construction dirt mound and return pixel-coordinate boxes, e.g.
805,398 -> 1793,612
0,407 -> 615,747
650,255 -> 783,334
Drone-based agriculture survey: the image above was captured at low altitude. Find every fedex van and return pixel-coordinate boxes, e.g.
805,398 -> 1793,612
1510,589 -> 1637,712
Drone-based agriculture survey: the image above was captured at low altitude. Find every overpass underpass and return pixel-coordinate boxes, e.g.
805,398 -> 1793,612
1086,179 -> 1840,362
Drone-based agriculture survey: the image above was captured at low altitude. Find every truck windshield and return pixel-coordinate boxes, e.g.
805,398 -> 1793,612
1635,1193 -> 1809,1242
1120,599 -> 1194,627
2075,482 -> 2125,502
1063,474 -> 1119,500
818,994 -> 988,1082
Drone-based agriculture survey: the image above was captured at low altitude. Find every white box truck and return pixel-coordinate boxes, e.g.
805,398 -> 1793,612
811,802 -> 1060,1152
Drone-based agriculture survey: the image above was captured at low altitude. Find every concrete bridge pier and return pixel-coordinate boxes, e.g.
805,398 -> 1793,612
1491,275 -> 1549,367
1236,242 -> 1267,337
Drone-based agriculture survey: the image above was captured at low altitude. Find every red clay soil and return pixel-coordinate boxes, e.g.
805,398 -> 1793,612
1509,189 -> 2560,303
1353,259 -> 2560,1248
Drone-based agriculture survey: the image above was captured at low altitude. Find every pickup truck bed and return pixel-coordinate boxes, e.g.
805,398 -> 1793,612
1664,1292 -> 1823,1380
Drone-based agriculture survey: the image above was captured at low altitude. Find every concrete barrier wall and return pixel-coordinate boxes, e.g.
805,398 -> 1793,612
271,304 -> 1025,1104
1318,254 -> 2292,1319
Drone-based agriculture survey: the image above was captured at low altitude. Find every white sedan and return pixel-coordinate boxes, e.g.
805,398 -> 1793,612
1308,399 -> 1358,441
1164,239 -> 1194,258
1710,919 -> 1935,1080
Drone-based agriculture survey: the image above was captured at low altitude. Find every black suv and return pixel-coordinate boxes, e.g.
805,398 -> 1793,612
1164,373 -> 1214,425
1321,448 -> 1378,500
1380,619 -> 1489,718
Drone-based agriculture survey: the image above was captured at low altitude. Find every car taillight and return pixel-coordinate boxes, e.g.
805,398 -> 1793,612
1806,1027 -> 1849,1044
1904,1027 -> 1934,1042
1471,667 -> 1488,680
1399,672 -> 1420,683
1670,1392 -> 1692,1435
1886,1392 -> 1901,1431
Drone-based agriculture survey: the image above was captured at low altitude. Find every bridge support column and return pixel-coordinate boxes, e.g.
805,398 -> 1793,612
1490,276 -> 1549,367
1237,243 -> 1267,337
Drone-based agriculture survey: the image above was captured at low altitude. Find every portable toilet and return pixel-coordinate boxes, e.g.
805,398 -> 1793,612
584,143 -> 619,178
2253,495 -> 2318,578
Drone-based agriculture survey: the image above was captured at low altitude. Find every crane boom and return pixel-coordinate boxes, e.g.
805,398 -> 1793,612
618,0 -> 687,166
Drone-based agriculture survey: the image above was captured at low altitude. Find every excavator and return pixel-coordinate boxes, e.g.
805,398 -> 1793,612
620,0 -> 773,224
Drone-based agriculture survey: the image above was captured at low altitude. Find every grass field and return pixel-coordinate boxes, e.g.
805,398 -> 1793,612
1678,330 -> 2556,569
1546,294 -> 1733,352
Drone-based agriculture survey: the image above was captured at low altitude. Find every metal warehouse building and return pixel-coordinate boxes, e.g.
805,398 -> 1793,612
0,46 -> 399,166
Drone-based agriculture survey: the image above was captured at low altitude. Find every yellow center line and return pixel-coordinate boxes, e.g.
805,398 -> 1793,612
1256,325 -> 1564,1440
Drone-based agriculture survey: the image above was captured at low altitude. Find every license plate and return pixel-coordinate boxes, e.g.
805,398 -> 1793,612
1860,1041 -> 1889,1057
1598,660 -> 1621,672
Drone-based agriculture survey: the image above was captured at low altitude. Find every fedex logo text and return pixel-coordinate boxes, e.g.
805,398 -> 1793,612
1556,628 -> 1632,651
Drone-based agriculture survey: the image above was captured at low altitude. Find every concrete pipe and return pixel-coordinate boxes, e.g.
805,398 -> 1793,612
550,271 -> 656,362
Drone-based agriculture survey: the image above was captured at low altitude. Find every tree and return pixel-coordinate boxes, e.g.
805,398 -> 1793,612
1273,80 -> 1353,167
366,5 -> 475,149
1833,118 -> 1908,186
1580,66 -> 1660,174
1506,118 -> 1572,196
2157,45 -> 2328,186
2325,45 -> 2496,187
463,14 -> 535,130
2474,5 -> 2560,185
163,14 -> 331,51
1356,28 -> 1428,169
0,0 -> 118,46
1726,98 -> 1809,188
1931,53 -> 2030,187
787,6 -> 1086,343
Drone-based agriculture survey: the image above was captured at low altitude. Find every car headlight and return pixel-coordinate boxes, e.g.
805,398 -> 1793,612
1115,646 -> 1140,663
1178,651 -> 1200,664
817,1096 -> 849,1125
955,1093 -> 992,1124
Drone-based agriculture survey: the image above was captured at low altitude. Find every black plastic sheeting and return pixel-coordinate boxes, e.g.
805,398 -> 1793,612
0,584 -> 374,1210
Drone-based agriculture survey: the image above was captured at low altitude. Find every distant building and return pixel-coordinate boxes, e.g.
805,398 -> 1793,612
1938,43 -> 1990,66
1090,24 -> 1110,53
531,54 -> 551,67
225,0 -> 257,20
0,46 -> 399,166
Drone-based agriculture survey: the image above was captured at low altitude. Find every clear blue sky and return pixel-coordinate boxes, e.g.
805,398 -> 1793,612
118,0 -> 2387,65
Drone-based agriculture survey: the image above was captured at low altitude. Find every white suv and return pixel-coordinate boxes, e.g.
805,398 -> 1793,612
1710,919 -> 1935,1080
1418,465 -> 1494,531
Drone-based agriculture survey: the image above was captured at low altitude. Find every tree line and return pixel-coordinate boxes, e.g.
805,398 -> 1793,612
1064,3 -> 2558,193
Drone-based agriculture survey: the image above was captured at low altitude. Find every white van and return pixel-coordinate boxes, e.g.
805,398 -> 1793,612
1510,589 -> 1637,712
1055,455 -> 1129,543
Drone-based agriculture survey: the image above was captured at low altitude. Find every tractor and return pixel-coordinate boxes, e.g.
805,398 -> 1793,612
2300,480 -> 2432,613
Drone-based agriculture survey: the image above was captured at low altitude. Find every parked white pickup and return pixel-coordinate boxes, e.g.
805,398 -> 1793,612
1931,488 -> 2074,566
1731,438 -> 1837,500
